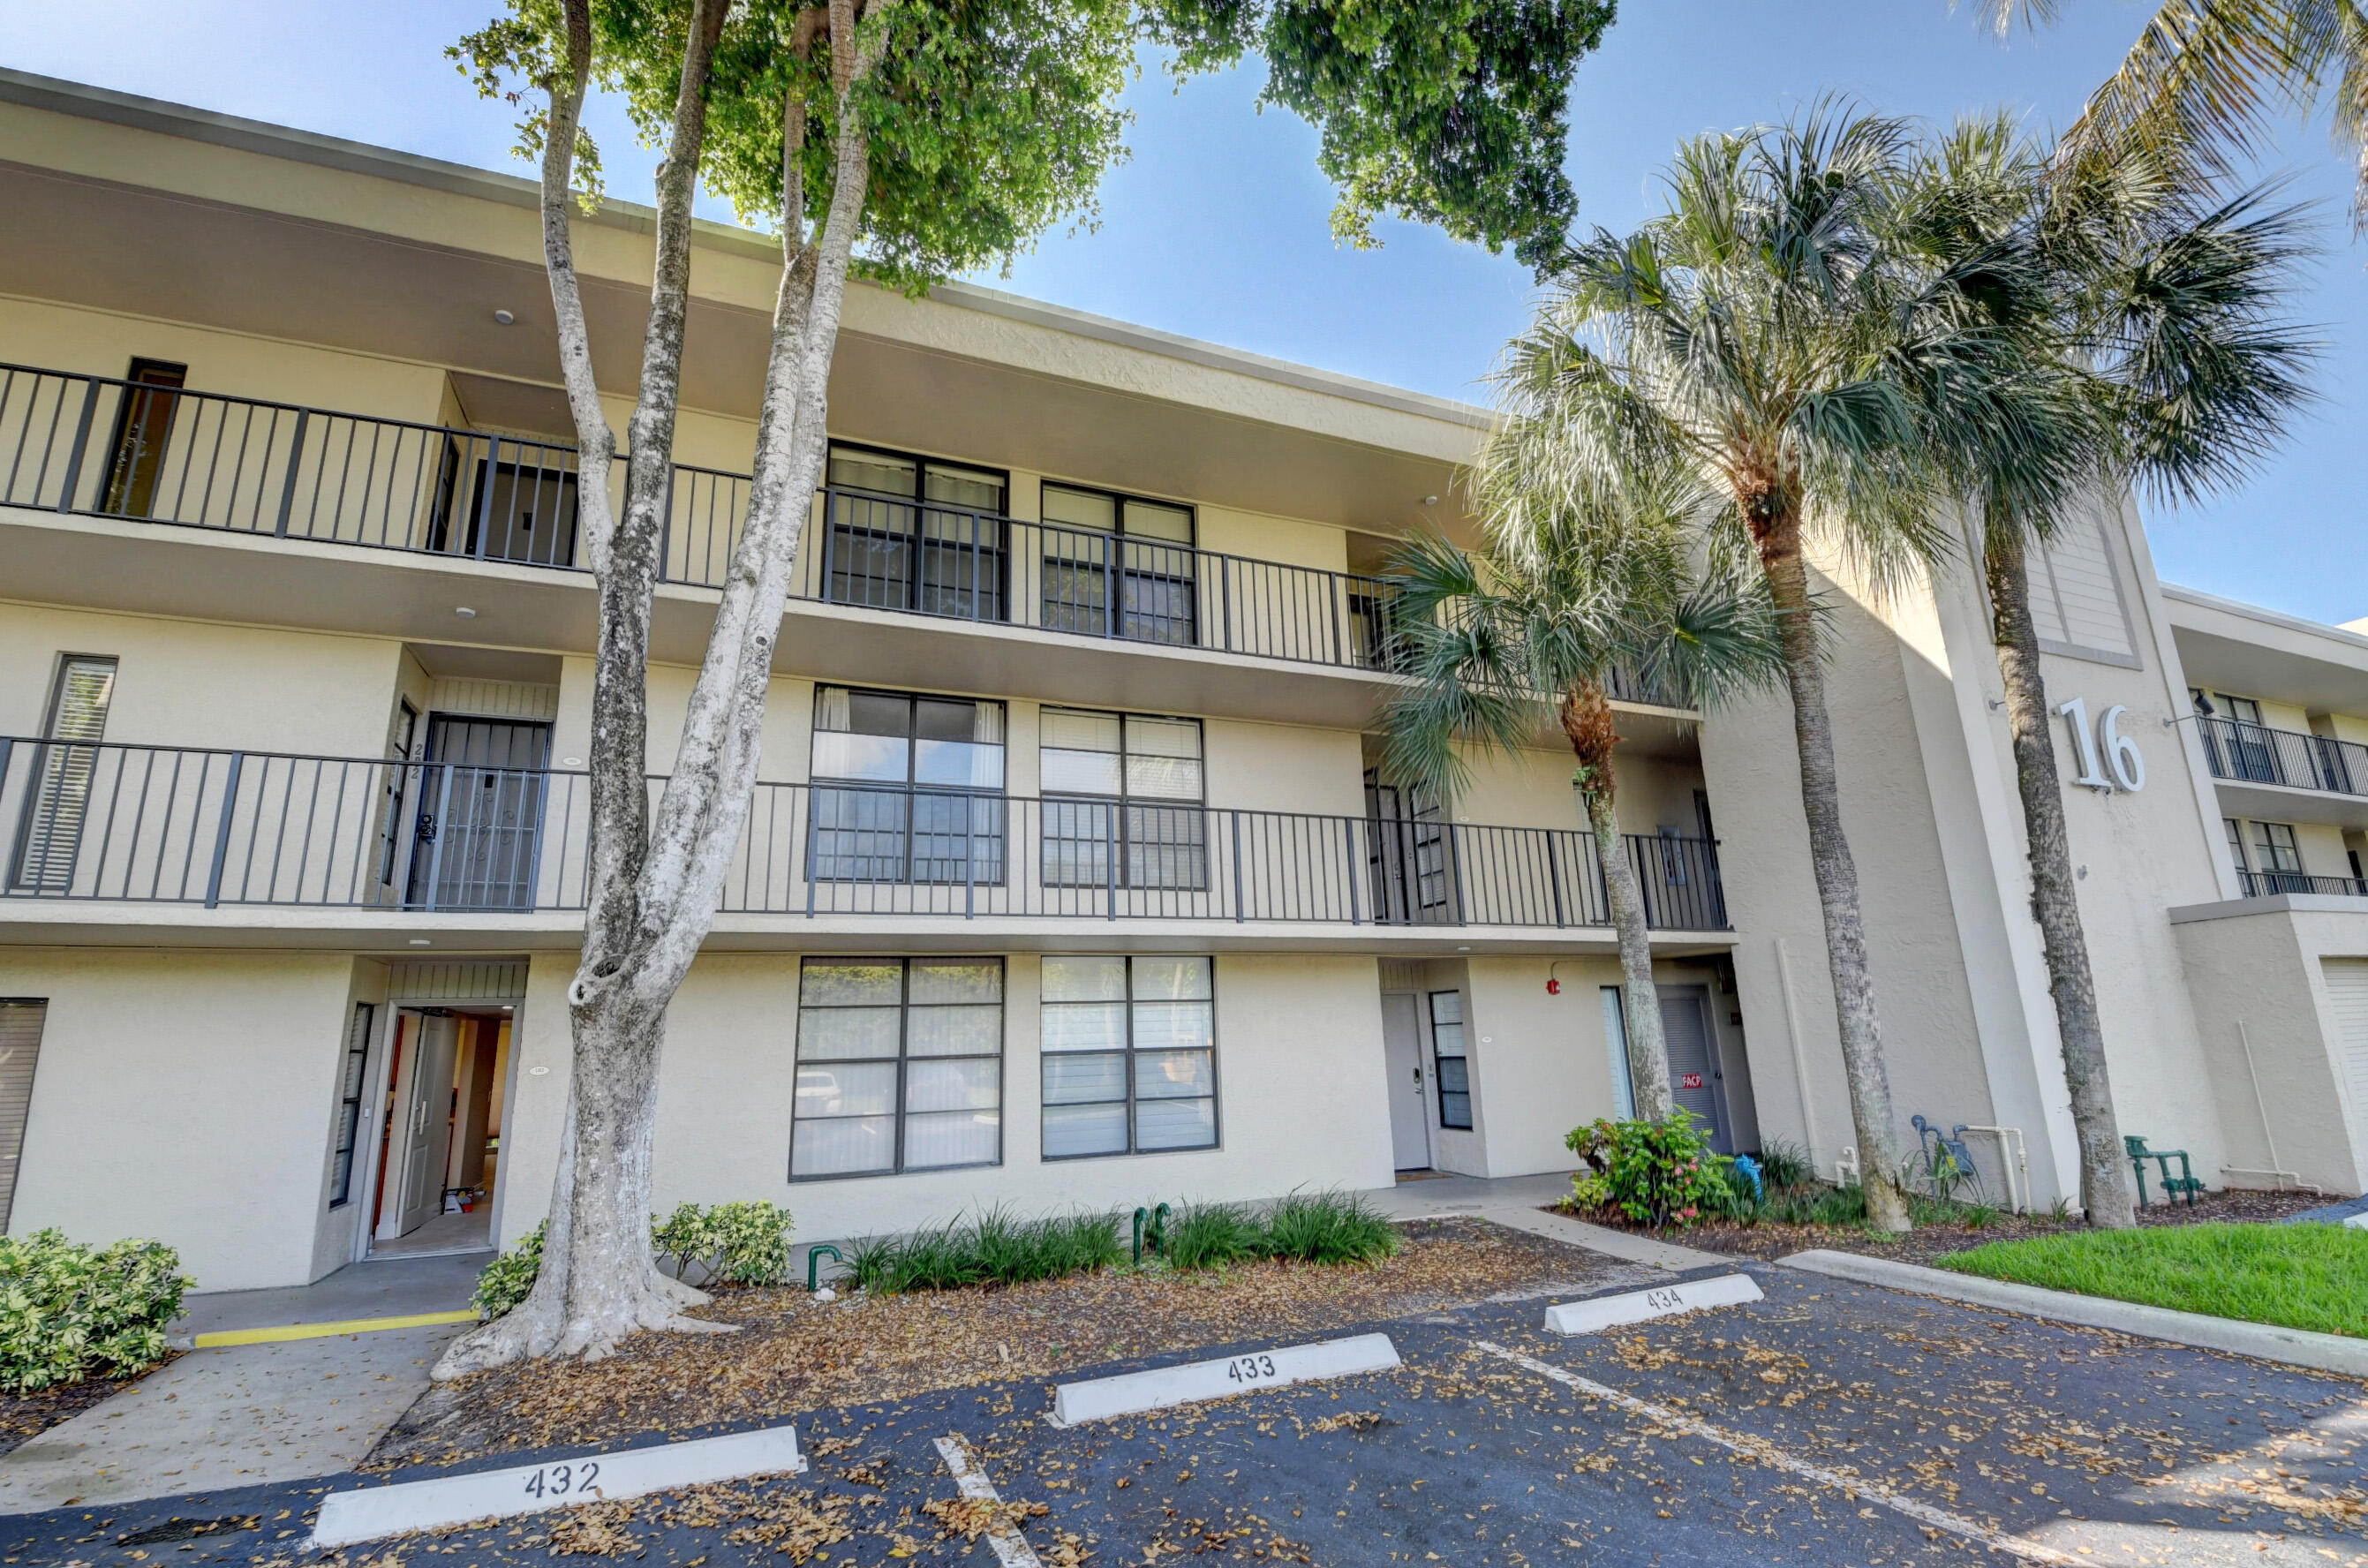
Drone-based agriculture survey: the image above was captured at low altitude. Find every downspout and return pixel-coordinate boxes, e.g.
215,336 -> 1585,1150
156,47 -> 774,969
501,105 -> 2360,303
2222,1021 -> 2323,1195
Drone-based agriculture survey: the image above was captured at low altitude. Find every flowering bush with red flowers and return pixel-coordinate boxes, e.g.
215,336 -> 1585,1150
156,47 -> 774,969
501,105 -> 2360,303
1565,1113 -> 1728,1228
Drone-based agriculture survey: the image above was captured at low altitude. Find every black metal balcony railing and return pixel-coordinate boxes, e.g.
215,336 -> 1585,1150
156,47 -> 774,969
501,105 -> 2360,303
2237,869 -> 2368,899
2198,715 -> 2368,797
0,362 -> 1693,703
0,736 -> 1729,931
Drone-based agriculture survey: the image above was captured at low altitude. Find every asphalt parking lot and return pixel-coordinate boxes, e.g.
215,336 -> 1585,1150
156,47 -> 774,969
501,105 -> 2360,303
10,1265 -> 2364,1567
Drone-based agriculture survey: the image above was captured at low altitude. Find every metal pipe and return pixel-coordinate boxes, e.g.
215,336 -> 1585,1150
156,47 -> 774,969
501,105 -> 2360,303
1953,1125 -> 2028,1215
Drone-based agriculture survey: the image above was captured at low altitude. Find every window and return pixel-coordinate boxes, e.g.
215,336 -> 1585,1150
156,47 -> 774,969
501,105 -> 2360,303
0,1000 -> 45,1233
1429,990 -> 1471,1129
11,655 -> 117,892
2252,821 -> 2303,874
792,958 -> 1004,1178
810,688 -> 1005,884
822,444 -> 1009,621
1040,956 -> 1217,1157
1040,710 -> 1207,890
2224,818 -> 2249,878
2022,509 -> 2137,667
1039,483 -> 1198,646
100,358 -> 187,518
378,701 -> 419,887
2195,692 -> 2281,783
1365,773 -> 1455,924
1600,987 -> 1636,1120
329,1002 -> 376,1207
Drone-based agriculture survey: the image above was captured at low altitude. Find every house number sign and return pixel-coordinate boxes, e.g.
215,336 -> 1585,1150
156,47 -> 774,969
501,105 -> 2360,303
2056,697 -> 2145,795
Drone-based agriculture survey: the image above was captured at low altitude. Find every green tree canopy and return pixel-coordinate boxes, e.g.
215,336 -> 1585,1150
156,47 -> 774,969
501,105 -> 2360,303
459,0 -> 1620,288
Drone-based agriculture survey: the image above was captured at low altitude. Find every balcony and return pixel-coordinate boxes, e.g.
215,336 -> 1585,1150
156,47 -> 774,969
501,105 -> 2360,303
2196,714 -> 2368,832
0,736 -> 1731,938
2237,870 -> 2368,899
0,362 -> 1692,716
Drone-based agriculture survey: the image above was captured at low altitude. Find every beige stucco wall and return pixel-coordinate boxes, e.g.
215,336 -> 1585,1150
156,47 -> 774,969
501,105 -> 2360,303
0,602 -> 403,758
2172,903 -> 2368,1194
0,947 -> 357,1292
1452,746 -> 1706,840
494,949 -> 1396,1249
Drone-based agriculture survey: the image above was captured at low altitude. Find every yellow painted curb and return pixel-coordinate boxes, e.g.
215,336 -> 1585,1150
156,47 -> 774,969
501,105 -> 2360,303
193,1309 -> 478,1347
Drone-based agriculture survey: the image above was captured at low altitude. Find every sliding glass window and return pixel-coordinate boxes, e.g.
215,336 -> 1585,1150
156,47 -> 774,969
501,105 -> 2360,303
823,444 -> 1008,622
792,958 -> 1004,1179
1039,484 -> 1197,646
1040,709 -> 1207,890
810,687 -> 1005,885
1040,955 -> 1218,1158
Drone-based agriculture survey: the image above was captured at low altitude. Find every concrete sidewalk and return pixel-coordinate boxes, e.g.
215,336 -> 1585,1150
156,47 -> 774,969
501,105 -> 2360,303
0,1254 -> 482,1513
1363,1169 -> 1725,1270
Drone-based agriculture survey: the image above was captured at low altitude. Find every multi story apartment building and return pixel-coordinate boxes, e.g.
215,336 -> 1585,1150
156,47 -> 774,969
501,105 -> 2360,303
0,71 -> 2359,1293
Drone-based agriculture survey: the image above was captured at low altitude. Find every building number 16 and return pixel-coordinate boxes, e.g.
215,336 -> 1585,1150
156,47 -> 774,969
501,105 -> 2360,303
2057,697 -> 2145,795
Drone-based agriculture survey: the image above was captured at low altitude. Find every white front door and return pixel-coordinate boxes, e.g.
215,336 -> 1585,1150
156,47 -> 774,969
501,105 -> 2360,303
1381,992 -> 1432,1170
383,1011 -> 458,1239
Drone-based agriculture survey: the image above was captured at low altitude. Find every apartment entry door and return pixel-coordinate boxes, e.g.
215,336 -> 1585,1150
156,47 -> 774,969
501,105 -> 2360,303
1658,985 -> 1729,1152
405,717 -> 550,910
379,1009 -> 459,1240
1380,992 -> 1433,1170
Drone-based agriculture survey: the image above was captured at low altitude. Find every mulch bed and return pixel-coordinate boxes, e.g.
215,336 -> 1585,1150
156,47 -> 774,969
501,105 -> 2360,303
1565,1185 -> 2337,1269
370,1217 -> 1625,1472
0,1355 -> 177,1459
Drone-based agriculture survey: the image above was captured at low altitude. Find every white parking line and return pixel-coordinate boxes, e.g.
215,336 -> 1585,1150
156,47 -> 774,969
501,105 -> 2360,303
935,1435 -> 1044,1568
1474,1341 -> 2081,1566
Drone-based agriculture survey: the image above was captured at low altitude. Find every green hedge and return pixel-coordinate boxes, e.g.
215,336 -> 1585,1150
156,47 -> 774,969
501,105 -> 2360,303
0,1230 -> 192,1392
472,1201 -> 796,1321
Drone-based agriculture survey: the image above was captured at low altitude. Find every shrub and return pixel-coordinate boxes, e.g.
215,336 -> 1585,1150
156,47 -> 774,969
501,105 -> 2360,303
1259,1190 -> 1399,1266
1752,1140 -> 1812,1192
655,1201 -> 796,1286
846,1209 -> 1126,1295
473,1223 -> 545,1320
0,1230 -> 192,1392
1158,1202 -> 1265,1271
1565,1115 -> 1726,1228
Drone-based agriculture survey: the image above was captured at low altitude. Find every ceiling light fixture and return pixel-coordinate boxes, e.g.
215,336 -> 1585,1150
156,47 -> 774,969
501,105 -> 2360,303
1423,494 -> 1439,505
494,309 -> 517,326
408,938 -> 432,946
455,607 -> 478,619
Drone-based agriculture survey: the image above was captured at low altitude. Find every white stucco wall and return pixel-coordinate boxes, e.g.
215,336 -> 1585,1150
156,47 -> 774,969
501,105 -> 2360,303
495,949 -> 1397,1250
0,947 -> 357,1292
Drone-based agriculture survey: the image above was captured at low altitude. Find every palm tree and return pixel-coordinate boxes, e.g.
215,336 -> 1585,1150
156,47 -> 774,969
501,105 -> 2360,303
1485,108 -> 2025,1230
1973,1 -> 2368,229
1901,118 -> 2316,1225
1376,487 -> 1783,1125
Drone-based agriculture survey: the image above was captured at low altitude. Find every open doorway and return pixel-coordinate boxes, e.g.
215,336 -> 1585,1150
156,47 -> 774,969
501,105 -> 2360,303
370,1005 -> 513,1256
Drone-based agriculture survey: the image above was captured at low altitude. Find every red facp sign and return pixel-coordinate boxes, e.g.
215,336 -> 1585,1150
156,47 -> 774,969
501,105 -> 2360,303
1679,1073 -> 1704,1090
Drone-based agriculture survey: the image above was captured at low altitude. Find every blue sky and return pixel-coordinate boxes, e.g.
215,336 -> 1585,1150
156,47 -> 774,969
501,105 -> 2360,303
4,1 -> 2359,622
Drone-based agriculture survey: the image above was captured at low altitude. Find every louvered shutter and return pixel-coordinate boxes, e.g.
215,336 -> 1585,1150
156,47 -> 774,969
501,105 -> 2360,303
11,657 -> 117,892
2025,514 -> 2137,665
0,1002 -> 47,1232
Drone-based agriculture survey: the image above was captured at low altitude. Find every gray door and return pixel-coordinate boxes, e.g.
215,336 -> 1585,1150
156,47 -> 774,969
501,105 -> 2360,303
1380,992 -> 1431,1170
383,1011 -> 458,1239
406,716 -> 550,910
0,1001 -> 45,1232
1657,986 -> 1728,1151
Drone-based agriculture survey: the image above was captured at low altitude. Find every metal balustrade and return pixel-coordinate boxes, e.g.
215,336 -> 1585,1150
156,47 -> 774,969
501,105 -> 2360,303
0,736 -> 1730,930
2198,715 -> 2368,797
2236,869 -> 2368,899
0,361 -> 1693,702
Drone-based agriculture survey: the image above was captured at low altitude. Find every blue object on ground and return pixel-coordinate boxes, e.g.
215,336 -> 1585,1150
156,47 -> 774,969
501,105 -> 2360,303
1731,1154 -> 1765,1202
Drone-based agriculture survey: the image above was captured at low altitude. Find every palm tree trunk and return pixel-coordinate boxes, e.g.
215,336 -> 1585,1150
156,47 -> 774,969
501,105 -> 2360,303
1756,516 -> 1912,1231
1564,686 -> 1675,1121
1983,519 -> 2136,1227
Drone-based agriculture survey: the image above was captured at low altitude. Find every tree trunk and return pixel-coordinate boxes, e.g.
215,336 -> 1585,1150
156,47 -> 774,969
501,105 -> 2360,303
436,0 -> 887,1377
1753,509 -> 1912,1231
1983,519 -> 2135,1227
1563,686 -> 1674,1121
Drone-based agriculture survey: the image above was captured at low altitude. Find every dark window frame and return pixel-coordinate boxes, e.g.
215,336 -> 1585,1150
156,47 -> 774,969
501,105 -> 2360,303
99,358 -> 189,518
808,685 -> 1007,886
1038,480 -> 1200,647
788,956 -> 1007,1182
328,1001 -> 377,1208
1039,954 -> 1221,1161
1039,708 -> 1209,892
822,441 -> 1013,622
1429,988 -> 1471,1129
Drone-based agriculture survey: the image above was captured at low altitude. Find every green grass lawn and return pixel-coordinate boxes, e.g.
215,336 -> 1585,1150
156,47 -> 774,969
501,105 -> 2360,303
1938,1223 -> 2368,1338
